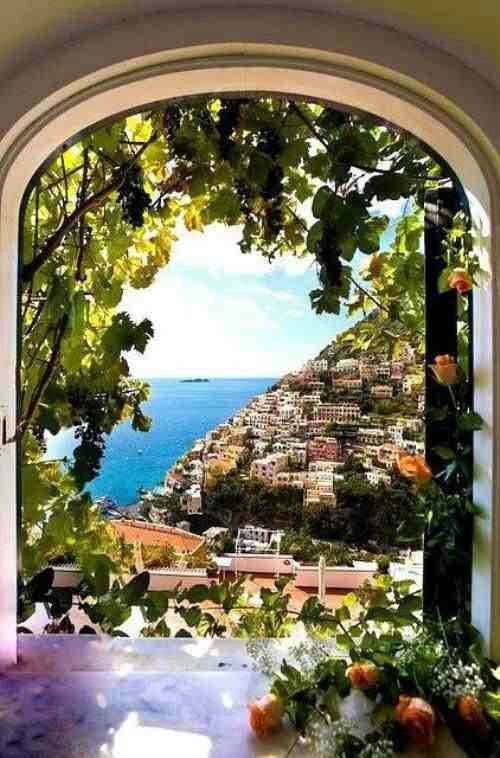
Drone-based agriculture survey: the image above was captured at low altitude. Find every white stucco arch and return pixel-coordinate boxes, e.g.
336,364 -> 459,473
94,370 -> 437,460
0,8 -> 498,666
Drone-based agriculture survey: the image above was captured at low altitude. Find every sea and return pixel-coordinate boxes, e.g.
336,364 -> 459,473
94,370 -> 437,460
45,377 -> 276,506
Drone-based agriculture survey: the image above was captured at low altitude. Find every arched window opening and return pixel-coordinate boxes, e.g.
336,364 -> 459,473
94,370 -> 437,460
17,94 -> 476,639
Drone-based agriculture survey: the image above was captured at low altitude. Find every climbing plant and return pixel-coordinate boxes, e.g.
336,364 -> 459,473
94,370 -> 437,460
18,94 -> 482,639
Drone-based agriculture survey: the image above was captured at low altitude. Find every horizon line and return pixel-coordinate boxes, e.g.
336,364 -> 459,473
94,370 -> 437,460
135,375 -> 282,380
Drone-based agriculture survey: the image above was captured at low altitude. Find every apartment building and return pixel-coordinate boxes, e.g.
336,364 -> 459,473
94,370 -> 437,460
250,452 -> 289,484
335,358 -> 359,375
181,484 -> 203,515
371,384 -> 393,400
308,436 -> 341,462
314,402 -> 361,423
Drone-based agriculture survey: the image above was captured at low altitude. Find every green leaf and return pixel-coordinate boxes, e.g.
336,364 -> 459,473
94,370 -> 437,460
312,186 -> 334,219
247,152 -> 272,187
432,446 -> 456,461
306,220 -> 323,254
181,606 -> 202,628
121,572 -> 150,605
94,556 -> 111,596
184,584 -> 210,604
48,587 -> 74,618
397,595 -> 422,616
366,173 -> 413,201
483,691 -> 500,720
27,567 -> 54,602
309,287 -> 341,315
335,633 -> 352,648
457,411 -> 484,432
153,619 -> 171,637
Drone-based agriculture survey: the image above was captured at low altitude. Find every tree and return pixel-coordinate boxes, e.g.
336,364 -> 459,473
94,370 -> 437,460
20,95 -> 447,585
329,476 -> 418,549
204,470 -> 304,531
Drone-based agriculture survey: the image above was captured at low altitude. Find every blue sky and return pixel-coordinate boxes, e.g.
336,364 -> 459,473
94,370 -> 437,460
123,199 -> 404,378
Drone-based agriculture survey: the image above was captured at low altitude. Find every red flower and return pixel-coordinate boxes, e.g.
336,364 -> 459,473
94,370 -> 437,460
395,695 -> 436,747
429,354 -> 459,386
457,695 -> 489,739
347,661 -> 380,690
248,693 -> 284,739
397,454 -> 432,487
448,269 -> 473,295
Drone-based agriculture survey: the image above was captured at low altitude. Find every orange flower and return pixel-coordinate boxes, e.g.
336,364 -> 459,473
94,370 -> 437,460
395,695 -> 436,747
347,661 -> 380,690
448,269 -> 473,295
397,454 -> 432,487
457,695 -> 489,739
429,354 -> 459,385
248,693 -> 285,739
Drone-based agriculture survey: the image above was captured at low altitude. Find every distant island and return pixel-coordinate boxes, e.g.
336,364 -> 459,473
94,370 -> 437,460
180,378 -> 210,383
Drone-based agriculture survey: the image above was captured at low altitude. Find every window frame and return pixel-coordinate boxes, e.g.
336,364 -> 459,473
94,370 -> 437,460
0,15 -> 498,666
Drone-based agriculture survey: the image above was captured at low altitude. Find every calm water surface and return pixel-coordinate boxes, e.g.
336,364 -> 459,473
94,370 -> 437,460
46,377 -> 276,505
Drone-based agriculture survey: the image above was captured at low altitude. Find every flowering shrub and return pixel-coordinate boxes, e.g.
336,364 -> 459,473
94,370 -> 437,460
247,579 -> 500,756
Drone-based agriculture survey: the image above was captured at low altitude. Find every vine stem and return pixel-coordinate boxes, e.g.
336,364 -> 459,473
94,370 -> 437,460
285,733 -> 301,757
448,385 -> 458,409
288,102 -> 432,182
16,312 -> 69,439
284,202 -> 422,337
347,274 -> 394,318
22,133 -> 157,283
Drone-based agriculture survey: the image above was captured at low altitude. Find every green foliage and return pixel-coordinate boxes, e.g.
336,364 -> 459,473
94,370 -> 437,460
250,575 -> 500,757
205,470 -> 304,530
18,94 -> 483,647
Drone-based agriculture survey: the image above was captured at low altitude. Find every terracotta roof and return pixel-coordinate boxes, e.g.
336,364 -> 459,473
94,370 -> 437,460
110,519 -> 205,554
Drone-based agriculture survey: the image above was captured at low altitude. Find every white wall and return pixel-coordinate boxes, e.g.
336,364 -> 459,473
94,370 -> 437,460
295,565 -> 375,590
0,7 -> 498,664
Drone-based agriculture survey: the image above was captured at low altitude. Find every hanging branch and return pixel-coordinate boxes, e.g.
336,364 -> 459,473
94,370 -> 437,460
75,148 -> 90,282
16,312 -> 70,439
21,182 -> 41,322
288,102 -> 432,181
60,154 -> 69,218
21,134 -> 157,284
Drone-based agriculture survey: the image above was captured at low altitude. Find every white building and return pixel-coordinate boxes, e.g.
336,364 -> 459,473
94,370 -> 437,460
181,484 -> 202,515
335,358 -> 359,375
272,439 -> 308,464
358,427 -> 385,445
366,468 -> 392,487
307,358 -> 328,373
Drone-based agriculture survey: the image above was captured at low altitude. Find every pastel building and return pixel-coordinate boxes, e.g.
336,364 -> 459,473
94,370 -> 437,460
308,436 -> 341,462
314,402 -> 361,423
250,452 -> 288,484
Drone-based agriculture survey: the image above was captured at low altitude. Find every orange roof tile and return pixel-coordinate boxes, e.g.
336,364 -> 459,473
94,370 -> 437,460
110,519 -> 205,554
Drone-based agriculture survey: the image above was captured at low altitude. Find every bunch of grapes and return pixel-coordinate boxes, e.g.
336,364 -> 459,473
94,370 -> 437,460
235,178 -> 255,216
162,104 -> 182,140
217,99 -> 246,160
67,386 -> 110,486
117,164 -> 151,228
258,130 -> 285,239
317,225 -> 342,288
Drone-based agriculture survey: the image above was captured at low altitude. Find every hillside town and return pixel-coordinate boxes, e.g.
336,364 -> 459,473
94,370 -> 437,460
56,328 -> 426,627
157,339 -> 424,522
